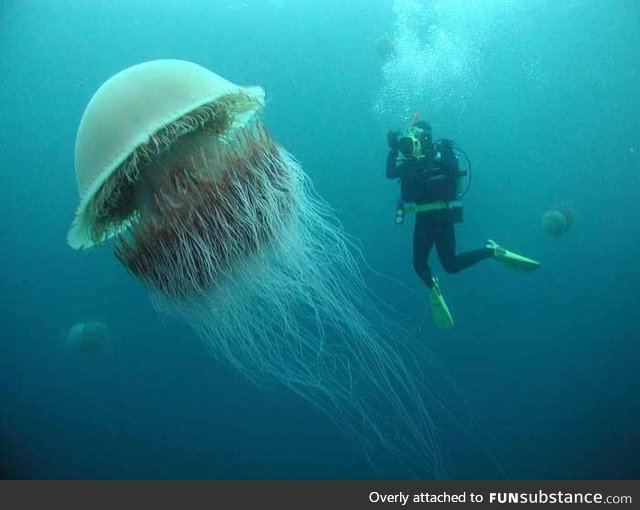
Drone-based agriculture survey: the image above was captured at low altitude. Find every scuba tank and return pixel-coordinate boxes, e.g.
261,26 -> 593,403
434,138 -> 472,200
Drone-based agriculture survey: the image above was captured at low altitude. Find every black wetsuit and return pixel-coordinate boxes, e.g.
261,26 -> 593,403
386,141 -> 492,288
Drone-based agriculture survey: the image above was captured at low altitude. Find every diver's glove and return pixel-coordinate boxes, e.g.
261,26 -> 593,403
387,131 -> 399,151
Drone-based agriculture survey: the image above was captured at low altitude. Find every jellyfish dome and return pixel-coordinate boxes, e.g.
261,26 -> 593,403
542,206 -> 573,237
67,60 -> 449,477
375,35 -> 396,61
66,321 -> 112,355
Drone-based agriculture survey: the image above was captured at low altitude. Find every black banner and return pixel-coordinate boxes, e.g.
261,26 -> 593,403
1,480 -> 638,509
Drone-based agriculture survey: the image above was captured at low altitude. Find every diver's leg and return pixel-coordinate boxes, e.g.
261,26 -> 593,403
436,219 -> 492,274
415,213 -> 454,328
412,213 -> 435,287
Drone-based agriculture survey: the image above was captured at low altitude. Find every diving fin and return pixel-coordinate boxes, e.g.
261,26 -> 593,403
486,239 -> 540,272
428,277 -> 454,329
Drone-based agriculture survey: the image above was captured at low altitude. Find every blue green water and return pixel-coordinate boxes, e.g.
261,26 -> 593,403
1,0 -> 638,479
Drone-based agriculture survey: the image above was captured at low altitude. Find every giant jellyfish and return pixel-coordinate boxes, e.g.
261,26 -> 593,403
67,60 -> 446,476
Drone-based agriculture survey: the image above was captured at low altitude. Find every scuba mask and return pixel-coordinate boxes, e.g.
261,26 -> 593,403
398,126 -> 432,159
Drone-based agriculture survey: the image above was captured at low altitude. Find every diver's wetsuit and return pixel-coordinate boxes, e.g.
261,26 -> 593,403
387,141 -> 492,288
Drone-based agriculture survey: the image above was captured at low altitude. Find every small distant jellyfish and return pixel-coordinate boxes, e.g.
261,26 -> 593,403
66,321 -> 112,355
66,60 -> 450,477
375,35 -> 396,61
542,206 -> 573,237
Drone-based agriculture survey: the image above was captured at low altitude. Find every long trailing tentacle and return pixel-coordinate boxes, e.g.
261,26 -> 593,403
113,120 -> 450,477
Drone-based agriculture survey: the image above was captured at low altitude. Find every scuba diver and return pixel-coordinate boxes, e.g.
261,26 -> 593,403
386,117 -> 540,329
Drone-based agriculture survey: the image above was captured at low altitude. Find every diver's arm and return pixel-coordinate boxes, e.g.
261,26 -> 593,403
386,131 -> 401,179
386,150 -> 401,179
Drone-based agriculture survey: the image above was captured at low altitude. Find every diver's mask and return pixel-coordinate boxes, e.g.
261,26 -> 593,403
398,127 -> 430,159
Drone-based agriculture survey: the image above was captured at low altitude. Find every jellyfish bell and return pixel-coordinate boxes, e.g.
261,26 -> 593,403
375,35 -> 396,61
67,59 -> 468,477
68,60 -> 266,249
65,321 -> 113,355
542,206 -> 573,237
